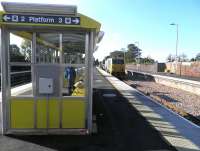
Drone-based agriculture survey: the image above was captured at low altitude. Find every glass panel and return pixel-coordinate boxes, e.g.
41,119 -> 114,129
36,33 -> 60,63
62,66 -> 85,96
9,31 -> 33,96
113,59 -> 124,64
9,32 -> 32,63
10,65 -> 33,97
35,32 -> 86,98
62,33 -> 85,64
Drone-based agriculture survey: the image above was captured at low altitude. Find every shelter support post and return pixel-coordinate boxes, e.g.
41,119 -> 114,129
86,31 -> 94,133
0,27 -> 10,134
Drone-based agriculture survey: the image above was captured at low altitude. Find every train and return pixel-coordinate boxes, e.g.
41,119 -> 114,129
104,51 -> 125,79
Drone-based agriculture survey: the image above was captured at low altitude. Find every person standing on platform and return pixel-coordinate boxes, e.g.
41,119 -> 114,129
65,60 -> 76,95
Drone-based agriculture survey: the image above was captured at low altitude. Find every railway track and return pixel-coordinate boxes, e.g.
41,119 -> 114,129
123,78 -> 200,127
126,70 -> 200,96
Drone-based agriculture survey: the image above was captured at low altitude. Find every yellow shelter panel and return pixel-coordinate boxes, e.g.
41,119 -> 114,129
49,99 -> 60,128
11,99 -> 34,128
62,99 -> 85,128
37,100 -> 47,128
79,14 -> 101,31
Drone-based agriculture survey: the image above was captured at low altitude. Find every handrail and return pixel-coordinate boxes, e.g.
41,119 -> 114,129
0,70 -> 31,76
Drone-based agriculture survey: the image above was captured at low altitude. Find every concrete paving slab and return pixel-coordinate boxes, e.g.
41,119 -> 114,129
0,68 -> 178,151
98,67 -> 200,151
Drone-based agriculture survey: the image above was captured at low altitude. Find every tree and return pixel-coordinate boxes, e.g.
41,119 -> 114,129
166,54 -> 175,62
9,44 -> 25,62
178,53 -> 188,62
21,40 -> 32,62
125,43 -> 141,63
140,56 -> 155,64
190,58 -> 196,62
195,53 -> 200,61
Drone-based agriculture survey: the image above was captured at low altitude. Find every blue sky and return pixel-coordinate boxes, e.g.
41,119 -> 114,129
1,0 -> 200,62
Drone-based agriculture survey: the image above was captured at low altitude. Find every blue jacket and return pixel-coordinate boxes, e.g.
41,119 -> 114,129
64,67 -> 76,81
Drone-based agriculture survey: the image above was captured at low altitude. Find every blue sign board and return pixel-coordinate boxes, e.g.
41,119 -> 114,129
2,14 -> 80,25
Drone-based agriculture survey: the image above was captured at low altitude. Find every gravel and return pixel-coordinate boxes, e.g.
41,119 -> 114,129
124,80 -> 200,119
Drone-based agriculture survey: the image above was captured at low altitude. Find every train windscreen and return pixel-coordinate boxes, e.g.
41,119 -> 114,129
112,59 -> 124,64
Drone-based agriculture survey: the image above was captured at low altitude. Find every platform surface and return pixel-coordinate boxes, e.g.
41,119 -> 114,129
0,67 -> 198,150
98,67 -> 200,151
0,67 -> 177,151
94,68 -> 177,151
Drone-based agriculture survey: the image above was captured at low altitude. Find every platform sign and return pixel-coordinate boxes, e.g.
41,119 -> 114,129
2,14 -> 80,25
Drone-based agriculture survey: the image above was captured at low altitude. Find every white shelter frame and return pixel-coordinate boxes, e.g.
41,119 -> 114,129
0,25 -> 95,134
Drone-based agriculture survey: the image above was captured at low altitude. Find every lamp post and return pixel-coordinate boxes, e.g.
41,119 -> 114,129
170,23 -> 179,61
134,41 -> 139,63
134,41 -> 140,66
120,48 -> 126,64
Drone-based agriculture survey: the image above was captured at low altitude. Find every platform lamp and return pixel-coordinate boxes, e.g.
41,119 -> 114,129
134,41 -> 140,64
170,23 -> 179,61
120,48 -> 126,64
170,23 -> 179,75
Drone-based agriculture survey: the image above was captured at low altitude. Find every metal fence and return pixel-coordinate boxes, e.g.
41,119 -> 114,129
126,62 -> 200,79
0,71 -> 31,90
126,63 -> 166,73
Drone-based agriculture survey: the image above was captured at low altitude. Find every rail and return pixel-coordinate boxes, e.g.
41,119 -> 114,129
126,69 -> 200,96
0,70 -> 31,90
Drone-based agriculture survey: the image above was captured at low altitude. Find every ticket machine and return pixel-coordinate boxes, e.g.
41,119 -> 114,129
0,2 -> 102,134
